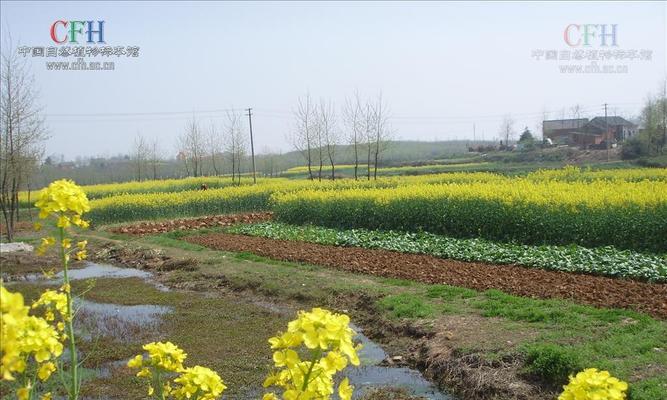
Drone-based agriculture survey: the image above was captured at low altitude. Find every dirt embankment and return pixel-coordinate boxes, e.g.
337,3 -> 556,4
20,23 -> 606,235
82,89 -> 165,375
108,212 -> 273,235
185,233 -> 667,319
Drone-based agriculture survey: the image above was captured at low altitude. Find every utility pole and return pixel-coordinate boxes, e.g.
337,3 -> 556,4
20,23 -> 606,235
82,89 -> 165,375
604,103 -> 609,162
246,107 -> 257,184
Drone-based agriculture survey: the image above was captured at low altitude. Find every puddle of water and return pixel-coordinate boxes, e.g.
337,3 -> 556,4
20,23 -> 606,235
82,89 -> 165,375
12,261 -> 171,291
60,262 -> 152,280
74,297 -> 171,341
346,324 -> 453,400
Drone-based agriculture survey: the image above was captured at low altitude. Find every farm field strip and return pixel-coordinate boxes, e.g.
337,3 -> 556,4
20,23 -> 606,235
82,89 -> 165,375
183,232 -> 667,319
22,166 -> 667,209
273,180 -> 667,252
83,169 -> 667,253
282,163 -> 667,180
84,172 -> 512,224
228,222 -> 667,282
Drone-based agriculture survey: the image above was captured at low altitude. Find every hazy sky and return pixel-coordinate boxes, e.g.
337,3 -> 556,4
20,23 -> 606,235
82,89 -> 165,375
1,1 -> 665,159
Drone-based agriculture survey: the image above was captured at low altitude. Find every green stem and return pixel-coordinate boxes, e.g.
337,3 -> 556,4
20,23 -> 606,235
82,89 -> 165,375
59,225 -> 79,400
300,349 -> 322,392
154,369 -> 165,400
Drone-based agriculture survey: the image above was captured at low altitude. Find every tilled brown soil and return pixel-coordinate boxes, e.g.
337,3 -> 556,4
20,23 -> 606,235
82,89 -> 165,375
108,212 -> 273,235
185,233 -> 667,319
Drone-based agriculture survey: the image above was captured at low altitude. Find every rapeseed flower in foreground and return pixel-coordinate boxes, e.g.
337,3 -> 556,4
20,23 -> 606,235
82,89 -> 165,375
34,179 -> 91,400
128,342 -> 227,400
263,308 -> 360,400
1,285 -> 64,398
559,368 -> 628,400
35,179 -> 90,225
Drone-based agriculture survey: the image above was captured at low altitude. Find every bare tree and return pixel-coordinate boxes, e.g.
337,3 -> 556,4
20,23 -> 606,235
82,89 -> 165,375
660,78 -> 667,154
132,133 -> 149,181
224,110 -> 246,184
318,99 -> 338,180
1,37 -> 47,241
363,101 -> 375,180
343,92 -> 363,180
570,104 -> 584,130
535,108 -> 551,142
313,111 -> 325,181
289,94 -> 316,180
370,93 -> 392,180
207,122 -> 223,175
178,116 -> 205,177
149,138 -> 161,180
499,115 -> 516,147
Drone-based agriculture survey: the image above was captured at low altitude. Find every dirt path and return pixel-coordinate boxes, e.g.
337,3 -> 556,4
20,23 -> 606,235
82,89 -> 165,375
108,212 -> 272,235
185,233 -> 667,319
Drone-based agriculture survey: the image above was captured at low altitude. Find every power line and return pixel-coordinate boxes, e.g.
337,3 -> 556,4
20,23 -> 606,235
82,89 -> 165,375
42,103 -> 642,124
44,108 -> 245,118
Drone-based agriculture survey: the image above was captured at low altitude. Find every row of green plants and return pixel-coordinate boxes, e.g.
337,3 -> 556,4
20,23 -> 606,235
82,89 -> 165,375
228,222 -> 667,282
272,180 -> 667,252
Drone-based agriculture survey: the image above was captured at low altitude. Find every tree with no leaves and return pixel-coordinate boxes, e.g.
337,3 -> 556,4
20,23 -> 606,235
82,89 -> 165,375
343,92 -> 363,180
207,122 -> 224,176
224,110 -> 246,184
149,138 -> 161,180
370,93 -> 392,180
1,36 -> 48,241
318,99 -> 338,180
178,116 -> 205,177
363,101 -> 375,180
289,94 -> 316,180
132,133 -> 149,181
499,115 -> 516,147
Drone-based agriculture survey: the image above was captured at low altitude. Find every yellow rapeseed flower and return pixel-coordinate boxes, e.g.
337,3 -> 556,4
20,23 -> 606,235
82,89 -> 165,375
172,366 -> 226,400
559,368 -> 628,400
264,308 -> 359,399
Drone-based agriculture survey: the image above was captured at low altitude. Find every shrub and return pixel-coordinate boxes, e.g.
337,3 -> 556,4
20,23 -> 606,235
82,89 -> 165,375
524,343 -> 581,384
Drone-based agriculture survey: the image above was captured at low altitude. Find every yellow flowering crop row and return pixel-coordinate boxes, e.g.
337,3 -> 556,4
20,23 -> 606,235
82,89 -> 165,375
18,176 -> 267,208
272,179 -> 667,252
85,173 -> 507,225
525,165 -> 667,182
19,166 -> 667,209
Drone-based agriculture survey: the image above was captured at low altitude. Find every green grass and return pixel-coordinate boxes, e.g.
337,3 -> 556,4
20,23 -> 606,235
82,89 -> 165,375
379,294 -> 435,319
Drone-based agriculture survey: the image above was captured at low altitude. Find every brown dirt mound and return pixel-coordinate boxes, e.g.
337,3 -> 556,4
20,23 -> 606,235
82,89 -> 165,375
185,233 -> 667,319
108,212 -> 272,235
92,244 -> 198,272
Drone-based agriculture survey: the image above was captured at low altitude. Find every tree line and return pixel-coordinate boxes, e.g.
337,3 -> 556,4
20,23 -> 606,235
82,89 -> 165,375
290,92 -> 393,181
131,110 -> 250,183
